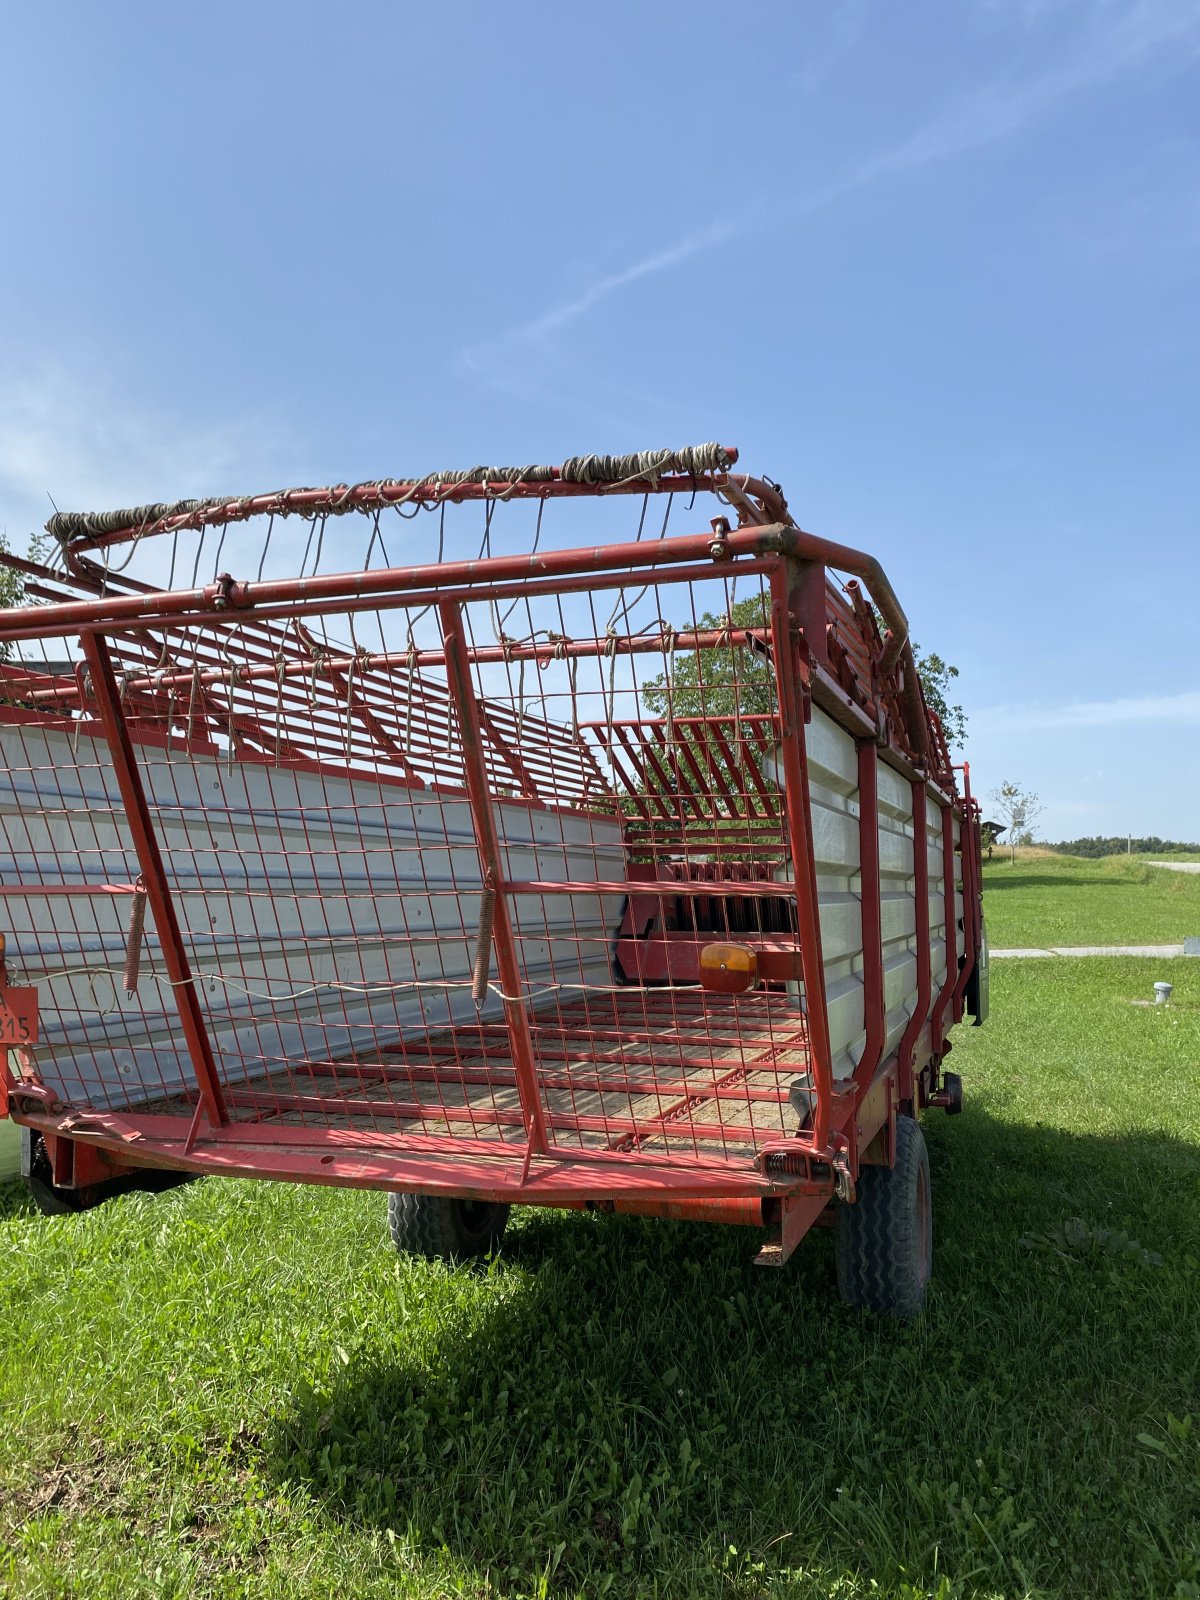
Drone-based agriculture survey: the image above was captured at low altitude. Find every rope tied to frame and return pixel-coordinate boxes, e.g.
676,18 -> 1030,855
148,636 -> 176,757
602,624 -> 621,744
71,665 -> 92,758
225,657 -> 244,771
272,651 -> 289,761
45,445 -> 736,548
657,619 -> 679,764
711,610 -> 745,781
403,638 -> 420,760
548,631 -> 583,741
305,647 -> 325,709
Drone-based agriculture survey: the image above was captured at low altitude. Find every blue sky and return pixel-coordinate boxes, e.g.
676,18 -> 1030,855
1,0 -> 1197,839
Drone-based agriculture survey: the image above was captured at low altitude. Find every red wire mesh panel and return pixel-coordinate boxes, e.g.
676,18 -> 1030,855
0,453 -> 951,1190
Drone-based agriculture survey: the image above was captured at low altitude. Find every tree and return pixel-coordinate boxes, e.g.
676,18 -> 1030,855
641,595 -> 966,744
912,646 -> 966,748
0,536 -> 25,663
0,533 -> 48,663
989,780 -> 1044,864
641,593 -> 775,721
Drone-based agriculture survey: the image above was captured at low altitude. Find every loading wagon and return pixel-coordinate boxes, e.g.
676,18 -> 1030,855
0,445 -> 987,1315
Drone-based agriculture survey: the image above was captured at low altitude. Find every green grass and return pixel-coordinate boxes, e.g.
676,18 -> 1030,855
3,956 -> 1199,1600
982,853 -> 1200,948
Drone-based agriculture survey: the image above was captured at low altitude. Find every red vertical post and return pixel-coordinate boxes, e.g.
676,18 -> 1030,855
786,558 -> 830,669
853,741 -> 886,1089
81,632 -> 229,1127
769,563 -> 833,1151
437,601 -> 549,1155
949,763 -> 983,1018
897,779 -> 931,1093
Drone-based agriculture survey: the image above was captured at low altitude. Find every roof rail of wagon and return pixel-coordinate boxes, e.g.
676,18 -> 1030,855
45,444 -> 772,555
18,443 -> 931,761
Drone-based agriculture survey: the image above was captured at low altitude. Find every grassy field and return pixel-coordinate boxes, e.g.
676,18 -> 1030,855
2,903 -> 1198,1597
982,851 -> 1200,948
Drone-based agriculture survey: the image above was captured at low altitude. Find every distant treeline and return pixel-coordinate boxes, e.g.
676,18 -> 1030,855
1047,836 -> 1200,858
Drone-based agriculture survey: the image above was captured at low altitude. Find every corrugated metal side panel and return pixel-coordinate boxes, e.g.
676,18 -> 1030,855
926,792 -> 949,1004
877,760 -> 916,1056
808,707 -> 864,1083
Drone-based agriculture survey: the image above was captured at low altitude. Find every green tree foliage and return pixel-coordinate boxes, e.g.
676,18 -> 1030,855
640,594 -> 774,720
634,596 -> 778,859
912,647 -> 965,748
640,593 -> 966,744
1047,835 -> 1200,858
0,536 -> 26,663
0,533 -> 48,663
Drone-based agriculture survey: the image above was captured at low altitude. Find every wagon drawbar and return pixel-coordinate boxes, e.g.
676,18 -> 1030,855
0,445 -> 987,1314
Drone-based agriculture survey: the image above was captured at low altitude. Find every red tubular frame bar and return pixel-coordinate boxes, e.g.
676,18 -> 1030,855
949,763 -> 984,1019
4,516 -> 926,754
896,778 -> 932,1098
79,632 -> 229,1128
53,453 -> 756,556
769,561 -> 834,1151
437,598 -> 549,1156
930,800 -> 962,1046
0,471 -> 983,1248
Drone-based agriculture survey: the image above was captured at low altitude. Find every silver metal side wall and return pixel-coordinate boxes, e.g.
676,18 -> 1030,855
877,760 -> 917,1057
808,716 -> 961,1082
0,723 -> 625,1111
808,707 -> 866,1083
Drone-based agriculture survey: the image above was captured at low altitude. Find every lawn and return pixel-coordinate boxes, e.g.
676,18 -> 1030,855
2,958 -> 1198,1596
982,851 -> 1200,948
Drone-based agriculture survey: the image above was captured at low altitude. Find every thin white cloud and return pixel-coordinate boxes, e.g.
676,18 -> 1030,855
791,0 -> 868,95
975,690 -> 1200,732
466,0 -> 1200,363
852,0 -> 1200,183
473,213 -> 747,357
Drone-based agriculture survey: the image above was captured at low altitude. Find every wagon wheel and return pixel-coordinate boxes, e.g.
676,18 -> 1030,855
387,1192 -> 510,1262
834,1114 -> 932,1317
22,1130 -> 95,1216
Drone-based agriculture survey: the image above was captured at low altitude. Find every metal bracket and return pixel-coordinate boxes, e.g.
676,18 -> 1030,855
832,1142 -> 856,1204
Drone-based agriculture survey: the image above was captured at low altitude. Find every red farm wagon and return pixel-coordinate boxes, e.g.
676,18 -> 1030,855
0,445 -> 987,1315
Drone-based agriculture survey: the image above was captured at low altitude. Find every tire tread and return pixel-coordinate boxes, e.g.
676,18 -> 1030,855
835,1115 -> 930,1317
387,1192 -> 509,1261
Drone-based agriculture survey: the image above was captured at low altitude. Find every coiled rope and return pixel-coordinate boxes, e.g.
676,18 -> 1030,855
46,444 -> 735,547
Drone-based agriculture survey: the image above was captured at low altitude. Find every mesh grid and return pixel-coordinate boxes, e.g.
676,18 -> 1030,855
0,489 -> 833,1173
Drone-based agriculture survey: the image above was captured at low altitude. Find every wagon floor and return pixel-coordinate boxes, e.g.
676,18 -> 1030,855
142,989 -> 812,1163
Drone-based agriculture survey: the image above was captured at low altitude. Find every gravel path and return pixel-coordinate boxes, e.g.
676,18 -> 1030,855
992,944 -> 1187,959
1147,861 -> 1200,873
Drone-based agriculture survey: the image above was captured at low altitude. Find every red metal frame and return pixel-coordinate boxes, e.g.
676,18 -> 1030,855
438,598 -> 549,1158
80,632 -> 229,1130
0,459 -> 985,1261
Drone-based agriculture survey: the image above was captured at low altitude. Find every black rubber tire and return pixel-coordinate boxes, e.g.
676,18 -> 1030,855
21,1129 -> 195,1217
387,1192 -> 510,1262
835,1115 -> 932,1317
23,1130 -> 90,1216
